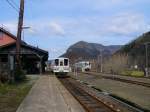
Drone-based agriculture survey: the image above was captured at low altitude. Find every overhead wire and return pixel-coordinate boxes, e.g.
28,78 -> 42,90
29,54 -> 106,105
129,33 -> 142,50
9,0 -> 19,8
5,0 -> 19,12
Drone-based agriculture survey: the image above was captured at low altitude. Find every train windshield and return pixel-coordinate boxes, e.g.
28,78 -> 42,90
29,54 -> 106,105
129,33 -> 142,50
55,59 -> 59,66
64,59 -> 68,66
85,62 -> 89,66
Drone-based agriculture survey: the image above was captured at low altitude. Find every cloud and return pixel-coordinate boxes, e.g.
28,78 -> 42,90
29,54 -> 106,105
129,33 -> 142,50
100,12 -> 149,37
18,20 -> 66,37
0,21 -> 17,34
52,12 -> 149,40
49,22 -> 65,36
2,12 -> 149,41
22,12 -> 150,44
30,0 -> 138,11
1,0 -> 150,59
44,47 -> 66,59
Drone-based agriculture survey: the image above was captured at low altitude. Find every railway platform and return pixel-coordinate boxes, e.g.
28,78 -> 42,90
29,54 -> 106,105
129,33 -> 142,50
16,75 -> 85,112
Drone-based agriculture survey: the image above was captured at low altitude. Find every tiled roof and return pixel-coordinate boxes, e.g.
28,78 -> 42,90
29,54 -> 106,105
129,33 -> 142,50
0,27 -> 48,54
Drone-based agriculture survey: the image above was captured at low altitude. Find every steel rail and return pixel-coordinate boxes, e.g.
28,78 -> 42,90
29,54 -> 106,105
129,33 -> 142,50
84,72 -> 150,88
59,78 -> 121,112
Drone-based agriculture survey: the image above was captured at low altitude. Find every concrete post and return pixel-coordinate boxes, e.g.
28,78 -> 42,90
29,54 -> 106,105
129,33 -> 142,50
9,55 -> 14,82
145,43 -> 149,77
39,56 -> 43,75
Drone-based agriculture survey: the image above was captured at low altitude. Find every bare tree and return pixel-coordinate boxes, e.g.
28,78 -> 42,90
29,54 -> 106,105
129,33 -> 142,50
103,54 -> 129,74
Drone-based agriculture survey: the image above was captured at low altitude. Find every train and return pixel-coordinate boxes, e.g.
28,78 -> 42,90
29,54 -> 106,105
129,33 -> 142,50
48,57 -> 70,75
74,61 -> 91,72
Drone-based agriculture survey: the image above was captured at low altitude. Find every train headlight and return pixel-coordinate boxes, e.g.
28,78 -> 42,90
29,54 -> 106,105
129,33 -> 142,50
64,67 -> 69,70
54,68 -> 59,70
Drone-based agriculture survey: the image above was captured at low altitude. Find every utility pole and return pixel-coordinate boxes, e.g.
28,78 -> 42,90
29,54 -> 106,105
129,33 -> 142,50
16,0 -> 24,69
100,50 -> 103,73
145,42 -> 149,77
97,50 -> 103,73
97,55 -> 100,72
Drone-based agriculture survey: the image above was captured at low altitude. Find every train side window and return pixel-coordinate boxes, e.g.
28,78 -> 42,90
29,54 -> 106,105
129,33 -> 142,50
55,59 -> 59,66
85,63 -> 88,66
64,59 -> 68,66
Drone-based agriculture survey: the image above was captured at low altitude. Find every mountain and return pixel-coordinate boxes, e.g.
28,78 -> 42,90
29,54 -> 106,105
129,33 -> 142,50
115,31 -> 150,69
116,31 -> 150,57
61,41 -> 122,63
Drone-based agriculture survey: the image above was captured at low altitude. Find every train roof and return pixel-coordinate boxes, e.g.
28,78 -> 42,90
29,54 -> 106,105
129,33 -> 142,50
76,61 -> 90,63
53,57 -> 69,60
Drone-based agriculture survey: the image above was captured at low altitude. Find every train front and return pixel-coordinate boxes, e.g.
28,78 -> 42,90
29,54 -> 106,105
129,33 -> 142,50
53,58 -> 70,76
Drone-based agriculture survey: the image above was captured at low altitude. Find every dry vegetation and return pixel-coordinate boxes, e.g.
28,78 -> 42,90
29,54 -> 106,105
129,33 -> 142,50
0,75 -> 38,112
90,54 -> 145,77
103,54 -> 129,74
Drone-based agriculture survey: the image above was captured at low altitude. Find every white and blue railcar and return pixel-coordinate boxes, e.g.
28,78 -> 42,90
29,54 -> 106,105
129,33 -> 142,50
75,61 -> 91,72
52,57 -> 70,75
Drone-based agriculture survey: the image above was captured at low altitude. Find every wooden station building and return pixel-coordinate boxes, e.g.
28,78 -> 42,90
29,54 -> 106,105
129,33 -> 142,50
0,27 -> 48,75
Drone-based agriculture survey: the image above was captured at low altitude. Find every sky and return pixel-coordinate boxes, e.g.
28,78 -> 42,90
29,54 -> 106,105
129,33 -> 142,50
0,0 -> 150,59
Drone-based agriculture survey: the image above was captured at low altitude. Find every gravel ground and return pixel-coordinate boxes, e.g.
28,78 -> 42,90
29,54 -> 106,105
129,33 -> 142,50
70,72 -> 150,111
88,72 -> 150,84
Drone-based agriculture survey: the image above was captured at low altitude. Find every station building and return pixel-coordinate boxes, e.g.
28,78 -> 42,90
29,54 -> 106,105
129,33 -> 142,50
0,27 -> 48,75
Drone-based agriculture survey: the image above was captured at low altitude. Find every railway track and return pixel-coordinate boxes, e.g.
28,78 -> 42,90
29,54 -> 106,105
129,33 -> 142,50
59,77 -> 142,112
84,72 -> 150,88
59,78 -> 117,112
102,76 -> 150,88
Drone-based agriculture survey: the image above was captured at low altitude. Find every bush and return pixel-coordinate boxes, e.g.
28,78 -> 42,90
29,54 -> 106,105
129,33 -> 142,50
14,68 -> 26,82
0,74 -> 9,83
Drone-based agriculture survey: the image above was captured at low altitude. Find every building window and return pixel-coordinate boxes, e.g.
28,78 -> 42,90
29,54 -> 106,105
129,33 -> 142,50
0,32 -> 4,40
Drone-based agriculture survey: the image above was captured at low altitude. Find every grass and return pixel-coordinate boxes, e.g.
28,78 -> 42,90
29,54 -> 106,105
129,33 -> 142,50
0,76 -> 38,112
130,71 -> 144,77
121,70 -> 144,77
